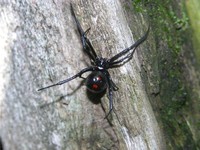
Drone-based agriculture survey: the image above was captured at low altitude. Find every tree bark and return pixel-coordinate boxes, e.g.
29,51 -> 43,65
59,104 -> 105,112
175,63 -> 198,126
0,0 -> 170,149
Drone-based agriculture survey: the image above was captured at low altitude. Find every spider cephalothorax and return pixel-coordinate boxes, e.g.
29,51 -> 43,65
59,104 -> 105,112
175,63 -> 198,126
94,57 -> 110,69
38,4 -> 149,118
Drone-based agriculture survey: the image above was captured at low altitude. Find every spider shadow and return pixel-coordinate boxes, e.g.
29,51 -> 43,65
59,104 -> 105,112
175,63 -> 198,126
39,80 -> 85,108
39,79 -> 106,108
0,137 -> 3,150
39,80 -> 116,126
86,89 -> 106,105
87,89 -> 116,126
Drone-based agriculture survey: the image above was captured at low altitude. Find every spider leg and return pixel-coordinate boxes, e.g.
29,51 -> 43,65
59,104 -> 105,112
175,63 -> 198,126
109,47 -> 137,68
107,26 -> 150,67
70,4 -> 97,61
104,71 -> 114,119
111,80 -> 119,91
38,67 -> 95,91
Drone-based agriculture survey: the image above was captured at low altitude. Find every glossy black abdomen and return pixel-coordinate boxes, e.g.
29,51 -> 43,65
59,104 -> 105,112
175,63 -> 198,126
86,71 -> 108,93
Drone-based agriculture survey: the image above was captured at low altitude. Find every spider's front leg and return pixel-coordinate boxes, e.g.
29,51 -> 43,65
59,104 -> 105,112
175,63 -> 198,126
70,4 -> 97,62
107,26 -> 150,68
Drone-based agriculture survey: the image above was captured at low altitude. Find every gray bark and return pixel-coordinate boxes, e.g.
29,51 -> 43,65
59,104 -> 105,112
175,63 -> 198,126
0,0 -> 165,149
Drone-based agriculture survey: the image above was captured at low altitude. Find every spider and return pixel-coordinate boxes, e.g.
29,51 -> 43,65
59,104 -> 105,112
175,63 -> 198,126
38,4 -> 149,118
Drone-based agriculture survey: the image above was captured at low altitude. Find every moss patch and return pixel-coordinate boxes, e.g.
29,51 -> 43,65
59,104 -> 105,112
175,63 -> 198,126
131,0 -> 199,149
185,0 -> 200,64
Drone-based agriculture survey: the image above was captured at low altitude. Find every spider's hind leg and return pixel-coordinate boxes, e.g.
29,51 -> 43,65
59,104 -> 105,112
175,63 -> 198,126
111,80 -> 119,91
38,67 -> 95,91
103,71 -> 115,119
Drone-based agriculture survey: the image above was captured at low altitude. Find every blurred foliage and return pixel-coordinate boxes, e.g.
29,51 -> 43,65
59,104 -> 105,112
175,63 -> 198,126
130,0 -> 200,149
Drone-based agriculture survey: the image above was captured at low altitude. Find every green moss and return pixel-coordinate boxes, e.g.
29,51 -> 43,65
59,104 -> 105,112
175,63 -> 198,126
132,0 -> 199,149
185,0 -> 200,64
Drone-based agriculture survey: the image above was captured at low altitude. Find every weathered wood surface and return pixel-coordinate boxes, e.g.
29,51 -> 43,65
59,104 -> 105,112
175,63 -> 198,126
0,0 -> 165,149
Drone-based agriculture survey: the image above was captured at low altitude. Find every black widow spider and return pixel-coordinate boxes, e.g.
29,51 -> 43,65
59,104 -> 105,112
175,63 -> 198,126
38,4 -> 149,118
